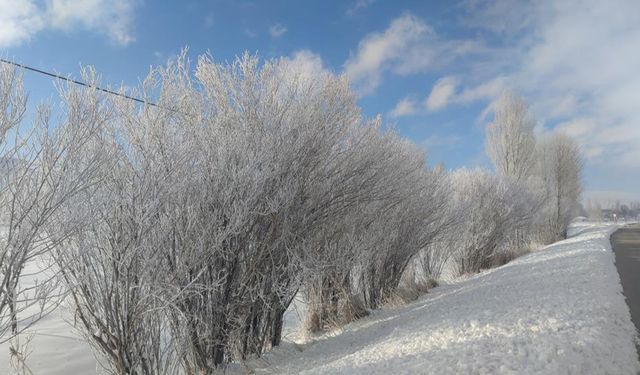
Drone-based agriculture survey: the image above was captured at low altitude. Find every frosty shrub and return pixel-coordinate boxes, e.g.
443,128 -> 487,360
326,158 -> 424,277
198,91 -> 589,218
0,52 -> 585,375
448,169 -> 534,275
358,160 -> 452,309
0,64 -> 102,347
56,51 -> 440,373
301,130 -> 451,329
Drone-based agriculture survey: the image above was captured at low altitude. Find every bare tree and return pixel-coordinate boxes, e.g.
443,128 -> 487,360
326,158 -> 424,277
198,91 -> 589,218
485,91 -> 537,183
53,61 -> 201,374
359,161 -> 451,309
447,169 -> 535,275
485,91 -> 585,245
414,172 -> 464,282
0,64 -> 102,346
536,132 -> 583,241
301,128 -> 450,330
55,51 -> 380,372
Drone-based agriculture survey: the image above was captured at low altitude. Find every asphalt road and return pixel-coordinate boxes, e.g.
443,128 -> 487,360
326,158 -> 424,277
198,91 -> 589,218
611,223 -> 640,356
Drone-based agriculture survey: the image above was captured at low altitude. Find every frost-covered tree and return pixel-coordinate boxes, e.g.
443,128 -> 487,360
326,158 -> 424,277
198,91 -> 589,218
53,85 -> 180,374
536,132 -> 583,241
57,51 -> 413,373
484,91 -> 588,247
359,161 -> 451,309
448,169 -> 535,275
302,131 -> 451,330
0,64 -> 103,346
414,171 -> 464,282
485,91 -> 537,183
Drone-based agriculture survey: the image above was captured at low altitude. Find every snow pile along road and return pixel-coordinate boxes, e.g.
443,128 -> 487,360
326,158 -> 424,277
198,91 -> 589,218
246,223 -> 640,374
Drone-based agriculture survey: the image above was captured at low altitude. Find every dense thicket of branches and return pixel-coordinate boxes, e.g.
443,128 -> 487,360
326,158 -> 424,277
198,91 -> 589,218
48,54 -> 458,373
0,55 -> 584,374
0,65 -> 102,348
447,169 -> 538,274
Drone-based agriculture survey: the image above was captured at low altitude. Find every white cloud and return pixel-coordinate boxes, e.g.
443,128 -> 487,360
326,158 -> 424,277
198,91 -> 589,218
268,23 -> 287,38
456,76 -> 506,104
378,0 -> 639,196
47,0 -> 139,45
548,94 -> 579,118
344,13 -> 481,95
389,76 -> 460,117
0,0 -> 44,47
520,1 -> 640,168
452,76 -> 509,123
462,0 -> 537,35
346,0 -> 375,16
457,0 -> 640,190
390,97 -> 419,118
344,13 -> 431,94
426,76 -> 458,111
281,50 -> 327,81
0,0 -> 140,47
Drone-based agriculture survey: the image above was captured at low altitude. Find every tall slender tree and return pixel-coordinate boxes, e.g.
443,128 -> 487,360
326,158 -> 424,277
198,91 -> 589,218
537,132 -> 583,240
485,91 -> 537,183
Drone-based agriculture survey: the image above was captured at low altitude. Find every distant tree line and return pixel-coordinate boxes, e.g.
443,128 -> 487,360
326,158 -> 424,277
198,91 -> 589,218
585,200 -> 640,221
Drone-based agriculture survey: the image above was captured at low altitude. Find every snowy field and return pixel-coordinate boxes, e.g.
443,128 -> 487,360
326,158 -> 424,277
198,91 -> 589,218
2,222 -> 639,374
239,222 -> 640,374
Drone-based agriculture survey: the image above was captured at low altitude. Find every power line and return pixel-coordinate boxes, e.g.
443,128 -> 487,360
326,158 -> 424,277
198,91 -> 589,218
0,57 -> 159,108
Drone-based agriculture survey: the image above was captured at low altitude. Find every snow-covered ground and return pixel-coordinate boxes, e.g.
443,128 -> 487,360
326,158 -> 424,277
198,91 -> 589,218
237,222 -> 640,374
2,222 -> 639,374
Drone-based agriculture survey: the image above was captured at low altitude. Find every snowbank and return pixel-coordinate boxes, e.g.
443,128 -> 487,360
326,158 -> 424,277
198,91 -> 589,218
2,223 -> 639,374
241,223 -> 640,374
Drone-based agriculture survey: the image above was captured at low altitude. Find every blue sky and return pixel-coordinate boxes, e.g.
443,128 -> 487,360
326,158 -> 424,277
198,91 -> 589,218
1,0 -> 639,204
